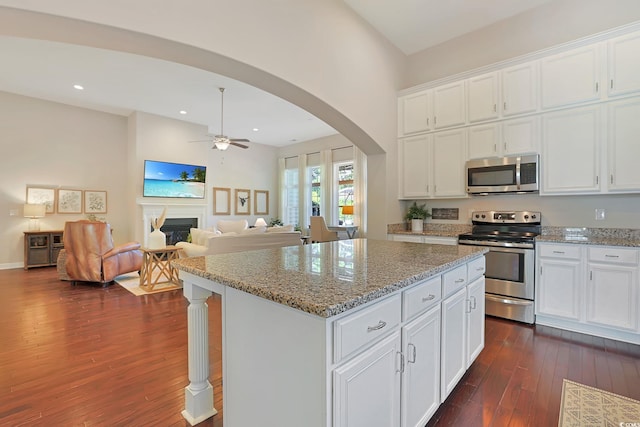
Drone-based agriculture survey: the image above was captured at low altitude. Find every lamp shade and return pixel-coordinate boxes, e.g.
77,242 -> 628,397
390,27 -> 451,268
341,205 -> 354,215
254,217 -> 268,227
24,203 -> 46,218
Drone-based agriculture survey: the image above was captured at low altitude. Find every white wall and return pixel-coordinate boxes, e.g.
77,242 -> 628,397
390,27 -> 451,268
0,91 -> 129,268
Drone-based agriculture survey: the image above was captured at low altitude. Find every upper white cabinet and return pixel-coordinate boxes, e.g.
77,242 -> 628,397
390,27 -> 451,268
607,97 -> 640,192
469,116 -> 539,159
541,45 -> 602,109
468,72 -> 499,123
502,61 -> 539,116
608,31 -> 640,98
432,129 -> 467,197
433,81 -> 466,129
541,105 -> 601,194
398,135 -> 431,199
398,90 -> 432,136
467,123 -> 500,159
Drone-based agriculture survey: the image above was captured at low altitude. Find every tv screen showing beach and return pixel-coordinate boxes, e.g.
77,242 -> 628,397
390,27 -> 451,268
143,160 -> 206,199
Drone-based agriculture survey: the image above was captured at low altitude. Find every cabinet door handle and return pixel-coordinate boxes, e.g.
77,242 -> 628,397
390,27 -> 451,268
590,271 -> 593,280
504,101 -> 507,110
471,295 -> 477,310
610,174 -> 614,184
434,116 -> 437,125
427,117 -> 429,126
596,175 -> 599,184
595,82 -> 599,92
397,351 -> 405,373
493,104 -> 497,112
455,278 -> 465,283
611,79 -> 614,89
422,294 -> 435,302
367,320 -> 387,332
466,299 -> 472,313
407,343 -> 417,364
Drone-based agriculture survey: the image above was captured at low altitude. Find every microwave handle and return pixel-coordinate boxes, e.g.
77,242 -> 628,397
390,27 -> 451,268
515,156 -> 521,190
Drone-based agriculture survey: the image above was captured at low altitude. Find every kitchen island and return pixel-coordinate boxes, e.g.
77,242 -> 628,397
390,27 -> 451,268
172,238 -> 487,427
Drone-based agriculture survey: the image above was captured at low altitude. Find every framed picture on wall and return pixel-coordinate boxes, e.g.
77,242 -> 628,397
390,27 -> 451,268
213,187 -> 231,215
235,188 -> 250,215
84,190 -> 108,214
26,186 -> 56,214
254,190 -> 269,215
57,189 -> 83,214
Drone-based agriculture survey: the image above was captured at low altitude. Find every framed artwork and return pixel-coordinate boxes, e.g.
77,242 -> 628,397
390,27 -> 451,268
26,186 -> 56,214
213,187 -> 231,215
254,190 -> 269,215
84,190 -> 108,214
235,188 -> 251,215
57,189 -> 83,214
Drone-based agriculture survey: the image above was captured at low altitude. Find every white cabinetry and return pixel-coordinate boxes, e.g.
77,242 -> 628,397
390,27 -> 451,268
468,72 -> 499,123
536,244 -> 583,321
468,116 -> 539,159
502,61 -> 539,116
434,81 -> 466,129
541,105 -> 601,194
398,90 -> 432,136
398,135 -> 430,199
398,129 -> 467,199
333,332 -> 402,427
608,31 -> 640,98
586,247 -> 638,331
536,243 -> 640,344
466,277 -> 485,367
607,97 -> 640,191
541,44 -> 602,109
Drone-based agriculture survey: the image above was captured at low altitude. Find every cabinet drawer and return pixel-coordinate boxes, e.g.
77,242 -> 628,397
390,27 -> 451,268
588,246 -> 639,265
402,276 -> 441,321
442,264 -> 467,297
467,256 -> 486,282
538,244 -> 581,259
333,294 -> 401,363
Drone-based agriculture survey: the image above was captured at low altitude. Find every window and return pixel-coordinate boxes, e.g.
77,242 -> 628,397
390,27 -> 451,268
283,168 -> 299,226
336,162 -> 354,225
310,166 -> 321,216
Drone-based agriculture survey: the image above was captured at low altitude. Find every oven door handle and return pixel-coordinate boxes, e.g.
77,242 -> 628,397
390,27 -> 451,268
486,294 -> 531,306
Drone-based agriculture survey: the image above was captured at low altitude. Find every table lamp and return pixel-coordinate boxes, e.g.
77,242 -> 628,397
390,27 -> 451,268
24,203 -> 46,231
341,205 -> 354,215
254,217 -> 268,227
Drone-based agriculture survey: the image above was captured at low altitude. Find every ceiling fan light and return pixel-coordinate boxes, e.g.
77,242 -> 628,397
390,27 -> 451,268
215,141 -> 230,151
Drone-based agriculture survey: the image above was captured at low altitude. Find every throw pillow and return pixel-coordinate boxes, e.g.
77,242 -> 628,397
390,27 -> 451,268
216,219 -> 249,234
242,226 -> 267,234
266,224 -> 295,233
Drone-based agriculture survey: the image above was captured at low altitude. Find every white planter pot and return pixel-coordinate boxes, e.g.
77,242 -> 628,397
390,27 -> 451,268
411,219 -> 424,233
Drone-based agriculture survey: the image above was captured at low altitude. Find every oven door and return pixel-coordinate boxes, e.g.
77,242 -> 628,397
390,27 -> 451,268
484,246 -> 535,299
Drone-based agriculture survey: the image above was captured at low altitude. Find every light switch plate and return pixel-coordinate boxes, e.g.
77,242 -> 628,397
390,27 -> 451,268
595,209 -> 605,220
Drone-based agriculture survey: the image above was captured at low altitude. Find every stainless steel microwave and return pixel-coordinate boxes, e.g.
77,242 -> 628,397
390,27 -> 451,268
466,155 -> 539,195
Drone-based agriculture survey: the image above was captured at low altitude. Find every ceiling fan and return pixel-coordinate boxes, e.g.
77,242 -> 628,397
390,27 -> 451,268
189,87 -> 250,150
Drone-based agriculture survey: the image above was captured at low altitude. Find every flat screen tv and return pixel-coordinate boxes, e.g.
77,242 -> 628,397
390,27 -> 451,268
143,160 -> 206,199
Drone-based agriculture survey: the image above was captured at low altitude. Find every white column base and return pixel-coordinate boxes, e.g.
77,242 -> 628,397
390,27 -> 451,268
182,382 -> 217,426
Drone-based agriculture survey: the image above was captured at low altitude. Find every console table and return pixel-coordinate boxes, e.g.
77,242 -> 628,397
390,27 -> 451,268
328,225 -> 359,239
24,230 -> 64,270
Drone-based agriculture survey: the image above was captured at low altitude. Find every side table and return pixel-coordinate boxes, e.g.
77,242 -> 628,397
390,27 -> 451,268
140,246 -> 181,291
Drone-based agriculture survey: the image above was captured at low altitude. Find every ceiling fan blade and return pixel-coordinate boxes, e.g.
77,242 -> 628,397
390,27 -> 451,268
230,141 -> 249,149
230,138 -> 250,143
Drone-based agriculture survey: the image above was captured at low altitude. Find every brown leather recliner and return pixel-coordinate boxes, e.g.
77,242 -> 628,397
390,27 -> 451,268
63,220 -> 143,285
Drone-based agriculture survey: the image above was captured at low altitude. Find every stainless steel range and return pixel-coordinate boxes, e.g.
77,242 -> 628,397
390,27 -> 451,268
458,211 -> 541,324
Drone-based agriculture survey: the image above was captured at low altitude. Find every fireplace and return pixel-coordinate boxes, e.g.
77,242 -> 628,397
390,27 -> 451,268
138,201 -> 206,248
154,218 -> 198,245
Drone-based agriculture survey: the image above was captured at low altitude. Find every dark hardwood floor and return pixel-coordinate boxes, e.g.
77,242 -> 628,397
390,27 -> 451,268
1,267 -> 639,426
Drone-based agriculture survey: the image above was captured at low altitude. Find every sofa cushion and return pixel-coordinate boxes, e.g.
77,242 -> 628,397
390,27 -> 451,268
266,224 -> 295,233
242,226 -> 267,235
216,219 -> 249,234
190,228 -> 218,246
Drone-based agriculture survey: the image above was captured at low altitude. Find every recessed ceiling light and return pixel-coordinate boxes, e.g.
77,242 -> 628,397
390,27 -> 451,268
73,84 -> 84,90
252,128 -> 259,132
179,110 -> 187,115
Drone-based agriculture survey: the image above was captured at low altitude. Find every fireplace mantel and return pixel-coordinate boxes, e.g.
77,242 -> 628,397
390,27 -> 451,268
138,200 -> 206,247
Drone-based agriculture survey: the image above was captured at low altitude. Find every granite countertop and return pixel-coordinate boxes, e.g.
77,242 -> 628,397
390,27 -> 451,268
537,226 -> 640,247
172,238 -> 487,318
387,223 -> 471,238
535,235 -> 640,247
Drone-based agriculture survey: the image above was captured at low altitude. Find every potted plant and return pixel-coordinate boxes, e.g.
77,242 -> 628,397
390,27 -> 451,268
405,201 -> 431,233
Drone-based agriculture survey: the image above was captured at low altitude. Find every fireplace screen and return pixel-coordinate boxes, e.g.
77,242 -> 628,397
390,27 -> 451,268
154,218 -> 198,245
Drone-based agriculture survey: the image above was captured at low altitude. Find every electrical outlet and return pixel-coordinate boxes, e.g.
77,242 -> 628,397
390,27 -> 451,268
595,209 -> 605,220
9,209 -> 18,217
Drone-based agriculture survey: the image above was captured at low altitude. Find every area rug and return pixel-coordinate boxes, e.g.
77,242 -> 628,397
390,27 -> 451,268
115,271 -> 182,296
558,379 -> 640,427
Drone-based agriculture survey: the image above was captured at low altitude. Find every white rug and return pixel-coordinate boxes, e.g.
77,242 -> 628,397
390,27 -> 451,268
115,271 -> 182,296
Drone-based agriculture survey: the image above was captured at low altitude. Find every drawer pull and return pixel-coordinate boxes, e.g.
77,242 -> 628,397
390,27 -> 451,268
552,251 -> 565,254
367,320 -> 387,332
408,343 -> 417,364
476,267 -> 484,271
422,294 -> 436,302
455,278 -> 465,283
605,254 -> 619,258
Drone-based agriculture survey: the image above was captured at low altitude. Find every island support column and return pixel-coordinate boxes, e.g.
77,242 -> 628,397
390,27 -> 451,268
182,282 -> 217,425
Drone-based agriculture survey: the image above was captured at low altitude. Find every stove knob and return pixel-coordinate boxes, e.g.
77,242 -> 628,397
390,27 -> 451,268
524,215 -> 529,220
481,214 -> 486,219
532,214 -> 537,219
474,214 -> 479,219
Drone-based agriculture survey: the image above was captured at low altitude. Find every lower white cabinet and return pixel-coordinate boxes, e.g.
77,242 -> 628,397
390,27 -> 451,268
536,242 -> 640,343
333,332 -> 402,427
466,277 -> 485,368
401,305 -> 441,427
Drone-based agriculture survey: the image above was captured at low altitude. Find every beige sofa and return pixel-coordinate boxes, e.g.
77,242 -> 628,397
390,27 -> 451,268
176,222 -> 302,257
